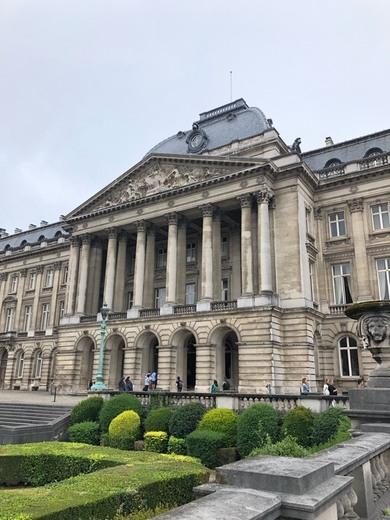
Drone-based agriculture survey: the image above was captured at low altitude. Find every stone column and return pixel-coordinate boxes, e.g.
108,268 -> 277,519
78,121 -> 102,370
32,266 -> 44,331
15,269 -> 27,330
76,234 -> 91,315
48,262 -> 61,328
88,238 -> 103,315
213,209 -> 222,300
348,198 -> 372,301
113,233 -> 128,312
238,194 -> 254,303
256,186 -> 274,293
177,219 -> 187,305
132,220 -> 147,308
65,237 -> 80,315
165,212 -> 179,306
199,204 -> 214,307
103,227 -> 118,310
144,225 -> 156,308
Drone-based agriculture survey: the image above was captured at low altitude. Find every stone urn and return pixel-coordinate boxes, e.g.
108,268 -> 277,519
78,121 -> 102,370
345,301 -> 390,388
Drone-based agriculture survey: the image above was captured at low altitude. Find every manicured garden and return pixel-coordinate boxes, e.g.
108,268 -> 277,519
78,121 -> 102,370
0,393 -> 352,519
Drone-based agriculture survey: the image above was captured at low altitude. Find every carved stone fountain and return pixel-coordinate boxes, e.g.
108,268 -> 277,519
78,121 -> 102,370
345,301 -> 390,430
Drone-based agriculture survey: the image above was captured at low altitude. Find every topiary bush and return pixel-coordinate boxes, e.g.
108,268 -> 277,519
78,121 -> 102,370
99,393 -> 143,432
237,403 -> 279,458
144,431 -> 169,453
108,410 -> 141,450
197,408 -> 238,447
169,402 -> 207,438
311,407 -> 344,446
186,430 -> 226,469
168,436 -> 187,455
281,406 -> 315,448
68,421 -> 100,445
249,435 -> 309,458
70,396 -> 104,425
144,407 -> 173,433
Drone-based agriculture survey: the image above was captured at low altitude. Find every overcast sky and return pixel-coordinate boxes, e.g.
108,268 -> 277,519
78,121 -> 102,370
1,0 -> 390,234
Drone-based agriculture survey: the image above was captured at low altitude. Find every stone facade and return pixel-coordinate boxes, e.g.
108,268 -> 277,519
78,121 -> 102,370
1,98 -> 389,394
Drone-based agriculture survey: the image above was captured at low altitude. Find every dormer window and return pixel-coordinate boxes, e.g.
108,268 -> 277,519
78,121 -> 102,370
364,147 -> 383,158
324,158 -> 342,168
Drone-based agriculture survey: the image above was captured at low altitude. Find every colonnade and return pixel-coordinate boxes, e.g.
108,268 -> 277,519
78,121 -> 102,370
64,186 -> 275,316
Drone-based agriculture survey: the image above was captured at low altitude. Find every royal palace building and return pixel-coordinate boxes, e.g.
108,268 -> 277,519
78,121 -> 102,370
1,98 -> 390,394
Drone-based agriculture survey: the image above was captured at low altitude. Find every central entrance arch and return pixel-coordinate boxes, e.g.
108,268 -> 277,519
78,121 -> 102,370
76,336 -> 95,391
172,329 -> 197,391
105,334 -> 125,390
210,326 -> 240,389
0,348 -> 8,389
135,331 -> 159,389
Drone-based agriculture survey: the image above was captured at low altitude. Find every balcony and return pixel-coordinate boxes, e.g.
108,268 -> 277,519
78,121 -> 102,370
318,152 -> 390,180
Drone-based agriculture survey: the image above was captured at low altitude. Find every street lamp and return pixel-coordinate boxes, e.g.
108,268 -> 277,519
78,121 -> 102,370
91,303 -> 110,391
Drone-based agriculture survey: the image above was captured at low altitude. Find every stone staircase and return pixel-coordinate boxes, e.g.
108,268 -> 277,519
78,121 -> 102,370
0,403 -> 72,444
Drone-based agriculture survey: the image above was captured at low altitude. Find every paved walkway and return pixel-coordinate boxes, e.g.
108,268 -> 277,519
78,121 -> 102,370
0,389 -> 87,407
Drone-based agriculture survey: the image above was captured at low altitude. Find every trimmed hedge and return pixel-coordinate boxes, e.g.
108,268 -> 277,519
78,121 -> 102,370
144,407 -> 173,434
0,442 -> 209,519
197,408 -> 238,447
169,402 -> 206,439
99,393 -> 143,433
186,430 -> 226,469
70,396 -> 104,425
68,421 -> 100,446
144,431 -> 169,453
281,406 -> 315,448
249,435 -> 309,458
108,410 -> 141,451
237,403 -> 279,458
311,407 -> 343,446
167,436 -> 187,456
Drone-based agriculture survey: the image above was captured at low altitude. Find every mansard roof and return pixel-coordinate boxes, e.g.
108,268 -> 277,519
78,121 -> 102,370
145,98 -> 272,157
0,222 -> 68,252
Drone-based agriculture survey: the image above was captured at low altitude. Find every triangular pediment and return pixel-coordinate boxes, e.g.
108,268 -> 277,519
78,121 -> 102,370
66,154 -> 265,220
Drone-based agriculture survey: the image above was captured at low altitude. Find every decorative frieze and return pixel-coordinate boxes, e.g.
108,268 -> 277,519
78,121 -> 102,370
347,198 -> 364,213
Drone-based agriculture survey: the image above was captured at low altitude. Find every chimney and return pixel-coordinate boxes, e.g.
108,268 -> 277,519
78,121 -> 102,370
14,228 -> 22,234
28,224 -> 37,230
40,220 -> 48,226
325,136 -> 334,146
0,228 -> 6,238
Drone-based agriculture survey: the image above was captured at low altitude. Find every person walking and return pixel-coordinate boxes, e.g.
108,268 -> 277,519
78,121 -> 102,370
323,378 -> 330,396
125,376 -> 133,391
143,372 -> 151,391
176,376 -> 183,392
211,379 -> 219,393
118,377 -> 126,392
150,370 -> 157,390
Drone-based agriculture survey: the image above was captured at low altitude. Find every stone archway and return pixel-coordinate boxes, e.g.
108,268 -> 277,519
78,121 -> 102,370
135,331 -> 159,389
76,336 -> 95,391
0,348 -> 8,389
106,334 -> 125,390
171,329 -> 198,391
211,326 -> 240,390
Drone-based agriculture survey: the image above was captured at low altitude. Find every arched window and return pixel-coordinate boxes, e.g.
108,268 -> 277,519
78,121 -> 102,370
33,350 -> 43,378
17,352 -> 25,378
20,240 -> 27,247
38,235 -> 46,242
338,336 -> 359,376
364,147 -> 383,158
324,158 -> 342,168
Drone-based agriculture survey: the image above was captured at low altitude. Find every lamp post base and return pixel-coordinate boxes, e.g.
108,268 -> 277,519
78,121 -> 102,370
90,380 -> 107,391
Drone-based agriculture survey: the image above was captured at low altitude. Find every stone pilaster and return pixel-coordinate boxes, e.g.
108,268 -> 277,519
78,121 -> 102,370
15,269 -> 27,330
103,227 -> 118,310
348,198 -> 372,301
113,233 -> 128,312
32,266 -> 44,331
156,345 -> 175,391
194,343 -> 215,392
48,262 -> 61,328
76,234 -> 91,314
65,236 -> 80,315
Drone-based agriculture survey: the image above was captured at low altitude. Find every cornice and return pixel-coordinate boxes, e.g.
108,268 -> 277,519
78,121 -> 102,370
0,241 -> 70,266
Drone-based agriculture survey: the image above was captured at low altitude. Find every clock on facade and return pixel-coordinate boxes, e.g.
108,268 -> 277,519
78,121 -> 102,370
187,129 -> 207,153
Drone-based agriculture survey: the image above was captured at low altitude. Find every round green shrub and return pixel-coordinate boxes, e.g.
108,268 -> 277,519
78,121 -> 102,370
99,393 -> 143,432
108,410 -> 141,450
144,407 -> 173,433
281,406 -> 315,447
144,431 -> 169,453
168,436 -> 187,455
186,430 -> 226,468
249,435 -> 309,458
237,403 -> 279,458
68,421 -> 100,445
197,408 -> 238,447
312,407 -> 343,446
169,402 -> 207,438
70,396 -> 104,425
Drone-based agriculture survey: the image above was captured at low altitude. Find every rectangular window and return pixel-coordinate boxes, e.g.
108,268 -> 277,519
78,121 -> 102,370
40,303 -> 50,330
45,269 -> 53,287
156,247 -> 167,268
61,265 -> 68,284
186,242 -> 196,263
127,291 -> 134,309
154,287 -> 166,308
377,258 -> 390,299
28,272 -> 36,290
221,279 -> 229,301
34,352 -> 43,378
339,336 -> 359,376
185,283 -> 196,304
10,275 -> 18,293
23,305 -> 32,331
309,262 -> 315,301
372,203 -> 390,230
305,207 -> 311,234
332,264 -> 353,304
59,300 -> 65,319
328,211 -> 346,237
5,308 -> 14,332
17,353 -> 24,378
221,235 -> 229,258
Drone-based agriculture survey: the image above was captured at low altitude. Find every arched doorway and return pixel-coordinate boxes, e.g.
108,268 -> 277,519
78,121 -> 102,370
0,349 -> 8,389
211,326 -> 240,389
172,330 -> 197,391
135,331 -> 159,389
77,337 -> 95,391
185,336 -> 196,390
106,334 -> 125,389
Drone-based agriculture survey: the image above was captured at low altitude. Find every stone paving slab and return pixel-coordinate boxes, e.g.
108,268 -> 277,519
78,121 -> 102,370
0,390 -> 87,407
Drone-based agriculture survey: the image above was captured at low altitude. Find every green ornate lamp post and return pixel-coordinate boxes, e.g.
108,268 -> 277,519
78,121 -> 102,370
91,303 -> 110,391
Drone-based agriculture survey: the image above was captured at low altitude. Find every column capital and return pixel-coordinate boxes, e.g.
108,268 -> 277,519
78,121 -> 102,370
314,207 -> 323,220
53,261 -> 62,271
255,186 -> 274,205
200,203 -> 215,217
80,233 -> 92,245
106,227 -> 119,239
0,273 -> 8,282
238,193 -> 253,208
20,268 -> 28,278
37,265 -> 44,274
135,220 -> 147,233
92,237 -> 104,249
347,198 -> 364,213
165,212 -> 180,226
70,236 -> 81,247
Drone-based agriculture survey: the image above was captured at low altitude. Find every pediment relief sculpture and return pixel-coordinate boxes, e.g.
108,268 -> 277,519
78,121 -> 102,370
94,163 -> 234,211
